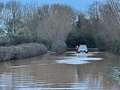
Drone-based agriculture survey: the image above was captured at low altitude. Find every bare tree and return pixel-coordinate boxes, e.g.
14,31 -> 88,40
88,0 -> 120,52
5,0 -> 22,34
0,2 -> 4,13
35,4 -> 75,43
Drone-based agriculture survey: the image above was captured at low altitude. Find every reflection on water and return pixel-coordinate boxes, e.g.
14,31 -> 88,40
56,52 -> 103,65
0,52 -> 120,90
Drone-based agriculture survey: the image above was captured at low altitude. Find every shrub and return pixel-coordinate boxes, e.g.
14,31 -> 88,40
109,40 -> 120,54
51,40 -> 67,54
0,36 -> 10,46
0,46 -> 15,61
0,43 -> 47,61
36,38 -> 52,50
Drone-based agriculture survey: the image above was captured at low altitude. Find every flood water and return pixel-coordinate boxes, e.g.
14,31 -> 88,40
0,51 -> 120,90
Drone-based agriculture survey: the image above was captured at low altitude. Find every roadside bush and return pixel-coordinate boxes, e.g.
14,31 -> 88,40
0,46 -> 15,61
0,37 -> 10,46
15,43 -> 47,59
109,40 -> 120,54
36,38 -> 52,50
0,43 -> 47,61
51,40 -> 67,54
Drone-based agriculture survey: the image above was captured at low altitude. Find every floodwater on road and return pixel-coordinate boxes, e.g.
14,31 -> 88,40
0,51 -> 120,90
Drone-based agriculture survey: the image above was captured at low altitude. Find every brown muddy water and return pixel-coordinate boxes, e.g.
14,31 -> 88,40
0,51 -> 120,90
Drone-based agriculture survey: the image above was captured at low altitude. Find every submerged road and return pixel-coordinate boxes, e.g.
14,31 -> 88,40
0,51 -> 120,90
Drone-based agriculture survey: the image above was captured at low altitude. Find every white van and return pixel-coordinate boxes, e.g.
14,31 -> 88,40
77,45 -> 88,53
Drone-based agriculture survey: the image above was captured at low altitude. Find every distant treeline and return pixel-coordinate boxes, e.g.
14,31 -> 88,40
0,0 -> 120,57
67,0 -> 120,54
0,1 -> 74,54
88,0 -> 120,54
